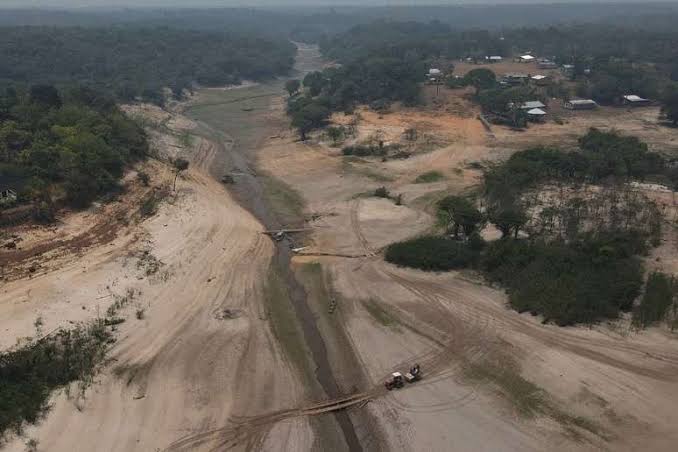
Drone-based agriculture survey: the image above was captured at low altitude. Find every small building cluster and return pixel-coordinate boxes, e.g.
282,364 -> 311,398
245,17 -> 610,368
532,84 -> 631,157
427,68 -> 443,84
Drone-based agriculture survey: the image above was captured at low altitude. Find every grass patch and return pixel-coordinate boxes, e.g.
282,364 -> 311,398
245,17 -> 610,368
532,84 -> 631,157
362,299 -> 400,328
464,356 -> 602,439
414,170 -> 445,184
298,263 -> 330,308
263,265 -> 314,385
466,360 -> 546,417
342,159 -> 396,182
0,321 -> 113,439
260,172 -> 305,226
633,272 -> 677,328
138,187 -> 170,218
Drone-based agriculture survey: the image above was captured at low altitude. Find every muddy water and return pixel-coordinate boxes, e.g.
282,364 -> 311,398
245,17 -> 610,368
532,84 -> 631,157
187,44 -> 364,452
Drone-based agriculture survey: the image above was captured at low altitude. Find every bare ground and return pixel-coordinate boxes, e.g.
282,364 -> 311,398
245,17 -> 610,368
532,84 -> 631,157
255,83 -> 678,451
3,46 -> 678,452
0,109 -> 313,451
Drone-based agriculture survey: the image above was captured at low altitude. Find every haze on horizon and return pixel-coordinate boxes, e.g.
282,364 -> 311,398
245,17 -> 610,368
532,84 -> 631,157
2,0 -> 677,9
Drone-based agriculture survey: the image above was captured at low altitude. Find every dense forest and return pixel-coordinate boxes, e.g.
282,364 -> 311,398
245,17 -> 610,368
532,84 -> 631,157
4,4 -> 678,33
0,27 -> 296,104
0,85 -> 148,215
386,130 -> 676,326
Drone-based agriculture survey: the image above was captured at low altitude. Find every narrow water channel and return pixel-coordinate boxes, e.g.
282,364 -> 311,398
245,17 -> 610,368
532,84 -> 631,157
187,44 -> 364,452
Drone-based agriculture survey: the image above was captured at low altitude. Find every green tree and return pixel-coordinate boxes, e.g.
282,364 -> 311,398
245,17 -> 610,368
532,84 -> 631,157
488,203 -> 528,238
285,79 -> 301,97
29,84 -> 62,108
325,126 -> 344,145
661,85 -> 678,125
464,68 -> 496,94
303,71 -> 325,97
437,195 -> 484,237
289,100 -> 330,140
172,158 -> 190,191
633,272 -> 675,327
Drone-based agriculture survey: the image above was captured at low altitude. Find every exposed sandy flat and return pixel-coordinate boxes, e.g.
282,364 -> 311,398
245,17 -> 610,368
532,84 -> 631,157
0,110 -> 312,451
256,87 -> 678,451
4,44 -> 678,452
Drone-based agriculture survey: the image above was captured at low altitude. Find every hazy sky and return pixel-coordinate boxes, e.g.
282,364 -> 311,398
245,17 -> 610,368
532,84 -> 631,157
1,0 -> 675,8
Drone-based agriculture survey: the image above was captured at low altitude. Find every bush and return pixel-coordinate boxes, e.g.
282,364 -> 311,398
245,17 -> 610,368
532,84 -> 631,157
342,144 -> 385,157
385,236 -> 479,271
482,238 -> 643,326
633,272 -> 675,327
374,186 -> 390,198
0,321 -> 112,437
414,170 -> 444,183
137,171 -> 151,186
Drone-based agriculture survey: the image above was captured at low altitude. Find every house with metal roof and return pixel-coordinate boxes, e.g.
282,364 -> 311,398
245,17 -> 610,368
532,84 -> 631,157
564,99 -> 598,110
521,101 -> 546,110
502,73 -> 529,85
530,74 -> 550,86
623,94 -> 651,106
526,108 -> 547,122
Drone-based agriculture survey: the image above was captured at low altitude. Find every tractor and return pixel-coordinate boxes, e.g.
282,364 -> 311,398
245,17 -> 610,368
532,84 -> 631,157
384,372 -> 405,390
385,364 -> 421,390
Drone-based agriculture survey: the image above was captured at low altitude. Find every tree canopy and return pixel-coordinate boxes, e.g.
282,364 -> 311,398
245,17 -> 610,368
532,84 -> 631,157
0,85 -> 148,210
0,26 -> 296,105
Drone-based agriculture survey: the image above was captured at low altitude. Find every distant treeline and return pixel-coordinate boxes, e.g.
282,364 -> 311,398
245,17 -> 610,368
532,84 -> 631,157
4,4 -> 678,34
0,27 -> 296,105
320,21 -> 507,64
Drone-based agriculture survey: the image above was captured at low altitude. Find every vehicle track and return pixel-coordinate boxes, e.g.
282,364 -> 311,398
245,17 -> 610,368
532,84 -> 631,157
350,198 -> 375,257
385,269 -> 678,381
164,318 -> 491,452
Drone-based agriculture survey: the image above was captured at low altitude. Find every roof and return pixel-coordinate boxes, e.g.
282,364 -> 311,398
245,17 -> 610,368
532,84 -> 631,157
487,55 -> 503,60
520,54 -> 535,60
531,75 -> 548,80
527,108 -> 547,115
428,68 -> 442,75
624,94 -> 649,102
562,64 -> 574,69
505,73 -> 529,78
567,99 -> 597,105
522,101 -> 546,109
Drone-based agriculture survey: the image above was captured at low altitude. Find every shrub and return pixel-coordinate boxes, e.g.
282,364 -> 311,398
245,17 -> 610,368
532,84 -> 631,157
137,171 -> 150,186
342,144 -> 385,157
135,308 -> 146,320
0,321 -> 112,437
482,238 -> 643,326
374,186 -> 390,198
414,170 -> 444,183
385,236 -> 479,271
633,272 -> 675,327
31,201 -> 56,224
